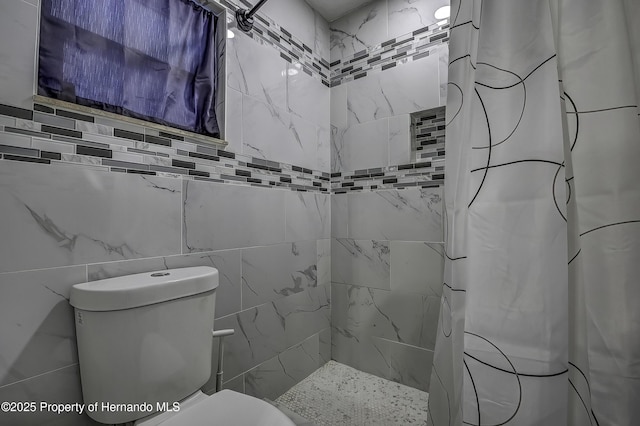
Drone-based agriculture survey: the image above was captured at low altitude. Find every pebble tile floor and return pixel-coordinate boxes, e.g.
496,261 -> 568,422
274,361 -> 429,426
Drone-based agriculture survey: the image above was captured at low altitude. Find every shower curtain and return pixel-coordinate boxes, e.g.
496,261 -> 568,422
428,0 -> 640,425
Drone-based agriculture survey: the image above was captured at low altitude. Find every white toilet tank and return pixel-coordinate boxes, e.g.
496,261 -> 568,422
69,266 -> 218,424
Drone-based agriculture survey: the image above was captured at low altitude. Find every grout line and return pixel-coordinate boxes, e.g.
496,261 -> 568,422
0,364 -> 78,390
239,247 -> 243,311
375,336 -> 436,352
0,264 -> 87,276
216,281 -> 331,322
236,329 -> 327,379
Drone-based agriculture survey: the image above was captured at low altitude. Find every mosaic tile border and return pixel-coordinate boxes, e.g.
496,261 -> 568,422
330,20 -> 450,87
207,1 -> 448,90
0,103 -> 330,193
329,104 -> 447,193
1,3 -> 449,194
330,160 -> 444,193
413,106 -> 446,162
209,0 -> 332,87
330,106 -> 447,193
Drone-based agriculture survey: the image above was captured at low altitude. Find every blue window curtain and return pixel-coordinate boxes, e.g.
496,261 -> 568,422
38,0 -> 220,137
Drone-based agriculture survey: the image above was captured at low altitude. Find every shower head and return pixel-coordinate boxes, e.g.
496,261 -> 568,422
235,0 -> 270,33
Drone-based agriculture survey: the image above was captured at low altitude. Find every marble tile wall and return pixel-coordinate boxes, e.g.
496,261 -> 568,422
0,0 -> 332,423
213,0 -> 331,84
0,0 -> 449,417
327,105 -> 446,192
330,187 -> 444,391
330,0 -> 448,61
245,334 -> 324,401
1,0 -> 332,176
326,3 -> 447,394
329,4 -> 448,179
220,0 -> 331,171
226,29 -> 331,171
258,0 -> 330,61
0,159 -> 332,423
329,0 -> 449,192
330,57 -> 446,172
329,0 -> 449,86
0,100 -> 333,193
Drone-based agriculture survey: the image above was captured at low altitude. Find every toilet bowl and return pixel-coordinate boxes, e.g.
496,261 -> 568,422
135,390 -> 295,426
69,266 -> 295,425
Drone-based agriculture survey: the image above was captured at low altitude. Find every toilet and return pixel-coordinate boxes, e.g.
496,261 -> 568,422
69,266 -> 295,425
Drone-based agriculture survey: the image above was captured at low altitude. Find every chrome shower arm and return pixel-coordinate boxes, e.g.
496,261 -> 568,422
235,0 -> 271,33
246,0 -> 269,17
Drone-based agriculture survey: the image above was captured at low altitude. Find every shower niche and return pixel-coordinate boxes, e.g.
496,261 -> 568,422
410,106 -> 446,166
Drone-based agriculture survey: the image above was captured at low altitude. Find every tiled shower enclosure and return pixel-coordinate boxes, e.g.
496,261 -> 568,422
0,0 -> 448,424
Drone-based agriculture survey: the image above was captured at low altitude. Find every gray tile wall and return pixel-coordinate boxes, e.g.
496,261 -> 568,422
330,187 -> 444,392
330,0 -> 449,64
0,159 -> 332,424
0,1 -> 331,424
327,1 -> 447,392
329,0 -> 449,192
330,53 -> 447,174
330,22 -> 448,177
0,2 -> 448,423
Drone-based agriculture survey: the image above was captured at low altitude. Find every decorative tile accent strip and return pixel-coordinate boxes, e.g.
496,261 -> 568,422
330,20 -> 449,87
0,103 -> 330,193
330,162 -> 444,193
331,106 -> 447,193
412,106 -> 446,162
208,0 -> 331,87
205,2 -> 447,90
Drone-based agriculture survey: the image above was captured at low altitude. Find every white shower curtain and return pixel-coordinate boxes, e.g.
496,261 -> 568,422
428,0 -> 640,425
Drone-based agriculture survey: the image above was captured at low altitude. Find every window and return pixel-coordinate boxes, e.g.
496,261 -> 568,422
38,0 -> 221,138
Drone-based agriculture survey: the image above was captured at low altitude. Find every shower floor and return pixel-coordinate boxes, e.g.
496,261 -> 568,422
273,361 -> 429,426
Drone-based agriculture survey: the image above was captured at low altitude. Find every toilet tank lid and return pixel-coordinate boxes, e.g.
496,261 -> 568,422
70,266 -> 218,312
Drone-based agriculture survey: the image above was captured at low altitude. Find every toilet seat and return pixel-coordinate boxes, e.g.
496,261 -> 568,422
135,390 -> 296,426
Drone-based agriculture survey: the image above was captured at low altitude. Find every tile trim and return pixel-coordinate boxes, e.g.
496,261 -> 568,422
211,0 -> 331,87
332,106 -> 446,193
330,21 -> 450,87
0,103 -> 330,194
34,95 -> 227,147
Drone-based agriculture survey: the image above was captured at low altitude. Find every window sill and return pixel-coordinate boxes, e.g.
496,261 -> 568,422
33,95 -> 227,147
